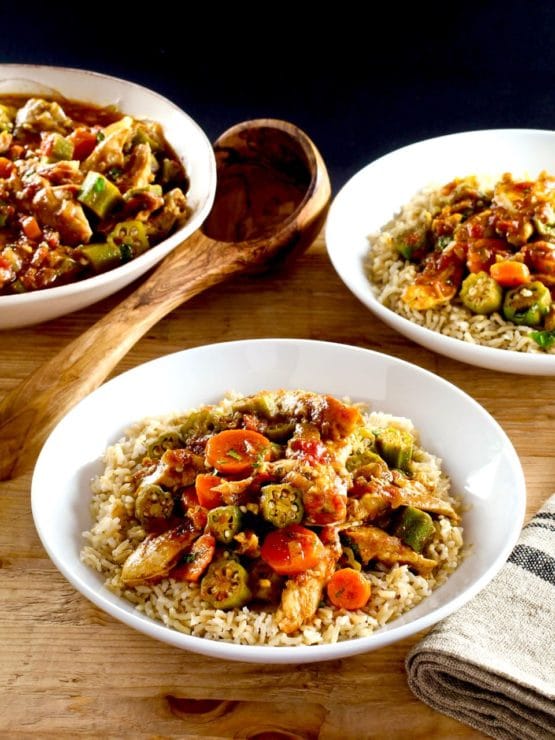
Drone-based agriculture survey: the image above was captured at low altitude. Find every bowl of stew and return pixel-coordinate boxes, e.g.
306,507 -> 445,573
0,64 -> 216,329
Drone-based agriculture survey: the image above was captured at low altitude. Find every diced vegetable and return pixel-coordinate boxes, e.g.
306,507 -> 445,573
21,216 -> 42,241
394,227 -> 429,260
43,132 -> 74,162
78,170 -> 122,218
195,473 -> 225,509
503,281 -> 552,326
302,489 -> 347,525
393,506 -> 435,553
200,558 -> 252,609
264,421 -> 296,442
0,157 -> 14,178
205,429 -> 271,475
180,408 -> 219,440
207,505 -> 242,543
260,524 -> 325,575
346,447 -> 383,473
170,534 -> 216,582
326,568 -> 371,610
459,271 -> 503,314
375,427 -> 413,471
135,484 -> 174,526
260,483 -> 304,527
107,220 -> 150,258
489,260 -> 530,287
68,127 -> 98,160
75,242 -> 122,272
147,431 -> 184,459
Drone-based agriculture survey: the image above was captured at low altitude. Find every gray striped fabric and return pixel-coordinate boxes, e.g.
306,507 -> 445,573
406,495 -> 555,740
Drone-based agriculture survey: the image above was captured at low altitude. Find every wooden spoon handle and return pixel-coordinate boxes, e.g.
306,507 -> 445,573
0,232 -> 242,480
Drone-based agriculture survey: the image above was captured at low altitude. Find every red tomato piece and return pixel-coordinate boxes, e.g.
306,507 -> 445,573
260,524 -> 325,575
195,473 -> 224,509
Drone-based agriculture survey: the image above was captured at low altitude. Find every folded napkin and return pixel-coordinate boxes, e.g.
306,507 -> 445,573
406,495 -> 555,740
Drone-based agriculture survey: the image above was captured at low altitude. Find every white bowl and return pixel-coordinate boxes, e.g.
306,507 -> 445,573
31,339 -> 525,664
0,64 -> 216,329
326,129 -> 555,375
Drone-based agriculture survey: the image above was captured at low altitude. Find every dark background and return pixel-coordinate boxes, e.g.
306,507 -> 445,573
2,2 -> 555,191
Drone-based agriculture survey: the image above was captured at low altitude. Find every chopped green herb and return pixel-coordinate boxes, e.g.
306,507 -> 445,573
531,329 -> 555,350
92,176 -> 105,194
182,552 -> 196,563
436,235 -> 451,250
96,131 -> 105,142
226,448 -> 242,461
108,166 -> 121,179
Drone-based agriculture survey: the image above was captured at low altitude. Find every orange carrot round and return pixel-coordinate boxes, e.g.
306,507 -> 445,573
326,568 -> 371,610
490,260 -> 530,287
205,429 -> 271,474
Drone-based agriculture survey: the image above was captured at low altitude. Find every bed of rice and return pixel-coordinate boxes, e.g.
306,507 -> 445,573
80,400 -> 464,647
366,181 -> 555,354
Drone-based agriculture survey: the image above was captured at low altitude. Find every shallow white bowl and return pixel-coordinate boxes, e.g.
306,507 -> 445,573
32,339 -> 525,664
326,129 -> 555,375
0,64 -> 216,329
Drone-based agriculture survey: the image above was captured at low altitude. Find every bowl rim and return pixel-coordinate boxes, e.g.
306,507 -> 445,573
31,337 -> 526,663
0,63 -> 216,311
325,128 -> 555,375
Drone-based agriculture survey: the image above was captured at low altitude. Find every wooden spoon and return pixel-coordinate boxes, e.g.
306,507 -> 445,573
0,118 -> 331,480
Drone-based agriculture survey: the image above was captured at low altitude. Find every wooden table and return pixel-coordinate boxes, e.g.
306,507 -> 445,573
1,232 -> 551,738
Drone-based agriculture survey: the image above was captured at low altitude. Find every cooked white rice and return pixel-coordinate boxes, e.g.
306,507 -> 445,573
81,400 -> 464,647
366,181 -> 555,354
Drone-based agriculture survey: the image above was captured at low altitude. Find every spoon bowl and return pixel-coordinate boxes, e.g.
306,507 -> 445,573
0,118 -> 331,480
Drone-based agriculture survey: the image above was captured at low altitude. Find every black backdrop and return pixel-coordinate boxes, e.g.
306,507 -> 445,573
3,1 -> 555,190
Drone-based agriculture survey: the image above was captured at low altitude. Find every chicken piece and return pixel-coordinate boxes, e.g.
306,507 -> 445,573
212,476 -> 253,505
146,187 -> 189,241
122,187 -> 164,221
82,116 -> 133,174
276,548 -> 336,634
121,521 -> 198,586
30,184 -> 92,245
344,526 -> 437,575
118,143 -> 154,193
402,243 -> 467,311
37,160 -> 84,186
15,98 -> 72,135
348,472 -> 459,524
143,447 -> 204,490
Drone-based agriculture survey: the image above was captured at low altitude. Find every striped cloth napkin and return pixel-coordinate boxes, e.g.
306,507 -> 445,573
405,494 -> 555,740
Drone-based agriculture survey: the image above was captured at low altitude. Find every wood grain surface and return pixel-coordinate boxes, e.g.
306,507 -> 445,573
1,232 -> 550,739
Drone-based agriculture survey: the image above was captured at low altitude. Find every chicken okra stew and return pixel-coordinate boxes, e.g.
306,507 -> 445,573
0,96 -> 189,294
81,390 -> 464,646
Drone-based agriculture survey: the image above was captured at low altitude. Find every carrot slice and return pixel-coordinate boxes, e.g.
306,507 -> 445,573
205,429 -> 271,475
21,216 -> 42,241
326,568 -> 371,610
195,473 -> 224,509
490,260 -> 530,287
170,534 -> 216,582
